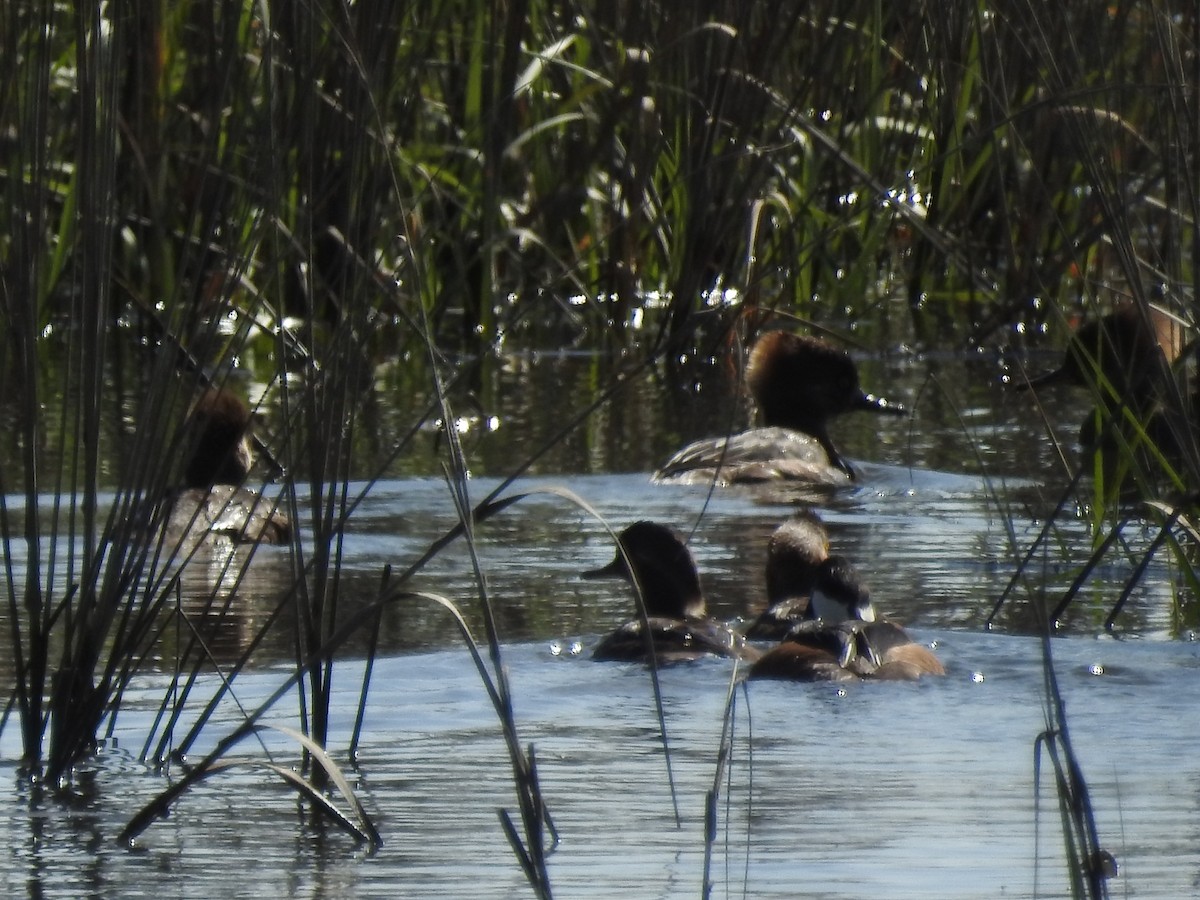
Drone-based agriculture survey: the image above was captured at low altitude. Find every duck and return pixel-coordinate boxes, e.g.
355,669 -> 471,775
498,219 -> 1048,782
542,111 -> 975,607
584,521 -> 758,664
654,331 -> 906,486
1018,304 -> 1181,398
1018,304 -> 1196,482
748,555 -> 944,682
743,513 -> 830,640
160,389 -> 291,549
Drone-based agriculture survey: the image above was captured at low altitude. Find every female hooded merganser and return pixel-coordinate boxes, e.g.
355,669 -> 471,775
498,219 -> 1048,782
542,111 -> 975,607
748,555 -> 943,682
161,389 -> 291,548
585,521 -> 758,663
654,332 -> 906,485
1019,305 -> 1181,400
744,513 -> 830,640
1018,305 -> 1194,479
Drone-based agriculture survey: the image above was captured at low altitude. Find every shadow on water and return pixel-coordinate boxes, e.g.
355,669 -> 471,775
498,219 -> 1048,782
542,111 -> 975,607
3,350 -> 1199,896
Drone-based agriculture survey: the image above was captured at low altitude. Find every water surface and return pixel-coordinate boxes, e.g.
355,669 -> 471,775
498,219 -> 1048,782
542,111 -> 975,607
3,350 -> 1198,897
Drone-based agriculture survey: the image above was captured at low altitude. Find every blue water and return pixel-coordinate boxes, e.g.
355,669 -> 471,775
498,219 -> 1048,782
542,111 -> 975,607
3,347 -> 1199,897
3,626 -> 1199,897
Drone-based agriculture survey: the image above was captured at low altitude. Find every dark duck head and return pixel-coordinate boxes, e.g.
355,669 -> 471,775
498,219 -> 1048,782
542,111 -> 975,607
584,521 -> 756,663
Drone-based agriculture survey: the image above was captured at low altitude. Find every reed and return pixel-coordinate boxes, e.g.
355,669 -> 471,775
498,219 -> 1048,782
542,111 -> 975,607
9,2 -> 1193,353
1,0 -> 1197,893
1034,634 -> 1116,900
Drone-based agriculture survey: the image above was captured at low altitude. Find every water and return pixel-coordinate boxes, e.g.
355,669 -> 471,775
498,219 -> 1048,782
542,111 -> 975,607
3,349 -> 1199,897
4,621 -> 1199,897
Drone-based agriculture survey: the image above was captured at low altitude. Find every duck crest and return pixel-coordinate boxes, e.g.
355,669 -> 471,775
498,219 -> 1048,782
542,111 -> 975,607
184,389 -> 254,488
1019,305 -> 1195,485
747,333 -> 865,433
1021,306 -> 1180,399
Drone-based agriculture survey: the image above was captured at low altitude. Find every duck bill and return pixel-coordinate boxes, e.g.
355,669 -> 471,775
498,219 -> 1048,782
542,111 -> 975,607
582,556 -> 627,580
853,391 -> 907,416
1014,366 -> 1069,392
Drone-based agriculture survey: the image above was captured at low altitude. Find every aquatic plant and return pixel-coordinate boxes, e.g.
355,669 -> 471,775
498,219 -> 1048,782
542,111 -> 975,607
1,0 -> 1197,895
1035,634 -> 1116,900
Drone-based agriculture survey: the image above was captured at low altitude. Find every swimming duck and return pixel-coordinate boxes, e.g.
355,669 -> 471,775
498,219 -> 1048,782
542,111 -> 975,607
744,513 -> 830,640
654,332 -> 906,485
748,555 -> 944,682
1018,305 -> 1195,481
161,389 -> 291,548
1019,304 -> 1181,397
585,521 -> 758,663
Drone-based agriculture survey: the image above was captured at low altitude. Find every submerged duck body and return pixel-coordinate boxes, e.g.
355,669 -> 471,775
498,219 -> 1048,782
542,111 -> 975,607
655,332 -> 905,485
161,389 -> 290,550
750,618 -> 943,683
748,555 -> 943,683
585,521 -> 757,664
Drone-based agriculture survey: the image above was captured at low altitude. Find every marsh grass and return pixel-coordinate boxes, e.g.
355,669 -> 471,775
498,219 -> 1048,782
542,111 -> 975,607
701,678 -> 752,900
1,0 -> 1198,894
1035,636 -> 1116,899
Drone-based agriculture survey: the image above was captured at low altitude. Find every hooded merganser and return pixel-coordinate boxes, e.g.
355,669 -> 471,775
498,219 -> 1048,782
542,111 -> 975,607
584,521 -> 758,663
161,389 -> 290,548
744,513 -> 830,640
748,556 -> 944,682
1019,305 -> 1181,397
1019,305 -> 1194,479
654,332 -> 906,485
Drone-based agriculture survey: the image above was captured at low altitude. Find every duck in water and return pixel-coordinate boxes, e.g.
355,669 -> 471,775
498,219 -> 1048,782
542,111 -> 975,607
160,388 -> 291,549
744,512 -> 830,640
749,554 -> 943,682
585,521 -> 757,664
655,332 -> 906,486
1017,304 -> 1194,484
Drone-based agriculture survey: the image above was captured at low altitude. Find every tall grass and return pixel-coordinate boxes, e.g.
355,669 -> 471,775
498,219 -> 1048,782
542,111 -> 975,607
1,0 -> 1196,893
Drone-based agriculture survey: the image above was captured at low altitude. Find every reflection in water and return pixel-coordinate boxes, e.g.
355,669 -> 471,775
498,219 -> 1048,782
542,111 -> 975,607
167,540 -> 297,667
2,352 -> 1199,896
